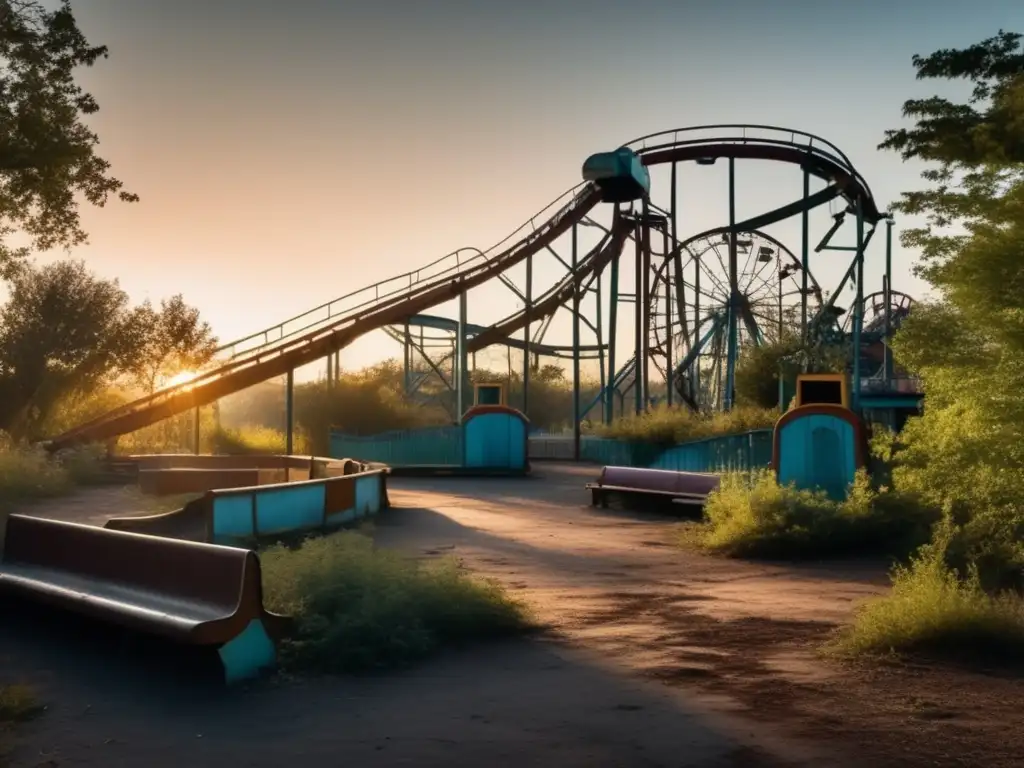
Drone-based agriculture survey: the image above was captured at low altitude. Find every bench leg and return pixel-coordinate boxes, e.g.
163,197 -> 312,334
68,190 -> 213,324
218,619 -> 278,684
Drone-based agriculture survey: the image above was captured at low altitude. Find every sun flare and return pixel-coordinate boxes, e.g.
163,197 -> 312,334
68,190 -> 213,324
165,370 -> 199,388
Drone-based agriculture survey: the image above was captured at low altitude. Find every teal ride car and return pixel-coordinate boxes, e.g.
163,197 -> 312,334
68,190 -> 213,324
582,147 -> 651,203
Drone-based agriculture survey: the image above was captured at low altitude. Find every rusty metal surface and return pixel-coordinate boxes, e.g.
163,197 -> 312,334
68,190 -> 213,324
128,454 -> 327,471
324,475 -> 357,516
139,468 -> 264,496
105,496 -> 213,542
0,514 -> 283,646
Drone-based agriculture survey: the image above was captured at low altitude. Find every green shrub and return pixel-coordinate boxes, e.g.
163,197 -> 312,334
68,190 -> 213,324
116,417 -> 311,458
595,403 -> 778,445
0,435 -> 72,509
55,444 -> 106,485
697,470 -> 938,560
207,424 -> 309,456
260,531 -> 532,673
829,517 -> 1024,661
0,685 -> 42,724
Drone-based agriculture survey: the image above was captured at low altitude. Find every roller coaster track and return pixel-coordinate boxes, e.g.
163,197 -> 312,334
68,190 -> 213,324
391,212 -> 630,359
48,125 -> 880,449
391,215 -> 631,399
49,185 -> 600,447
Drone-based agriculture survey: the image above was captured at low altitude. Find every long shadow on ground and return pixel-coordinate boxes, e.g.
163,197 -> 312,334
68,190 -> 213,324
0,594 -> 809,768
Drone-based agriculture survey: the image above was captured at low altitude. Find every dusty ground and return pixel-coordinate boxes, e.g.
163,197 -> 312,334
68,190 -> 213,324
3,464 -> 1024,767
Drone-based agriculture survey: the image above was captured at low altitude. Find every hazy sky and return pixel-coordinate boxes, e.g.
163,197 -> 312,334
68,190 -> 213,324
43,0 -> 1024,375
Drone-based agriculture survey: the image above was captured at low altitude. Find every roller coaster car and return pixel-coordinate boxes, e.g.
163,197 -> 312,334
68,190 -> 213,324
582,148 -> 651,203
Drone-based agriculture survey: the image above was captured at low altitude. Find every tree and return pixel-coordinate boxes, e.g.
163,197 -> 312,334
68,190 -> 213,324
879,30 -> 1024,279
0,260 -> 219,439
0,1 -> 136,276
880,30 -> 1024,588
734,334 -> 850,409
130,295 -> 218,393
0,259 -> 135,435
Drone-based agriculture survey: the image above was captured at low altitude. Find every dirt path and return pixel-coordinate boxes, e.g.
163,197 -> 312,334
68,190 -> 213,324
376,464 -> 1024,768
3,466 -> 1024,766
10,487 -> 160,528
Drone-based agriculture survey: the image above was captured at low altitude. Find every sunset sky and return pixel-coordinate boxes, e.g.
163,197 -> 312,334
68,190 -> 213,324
42,0 -> 1024,377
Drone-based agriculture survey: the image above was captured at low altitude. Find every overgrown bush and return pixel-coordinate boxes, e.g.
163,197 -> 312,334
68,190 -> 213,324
0,685 -> 41,724
696,470 -> 938,560
0,436 -> 105,510
260,531 -> 532,673
595,404 -> 778,445
207,425 -> 308,456
0,435 -> 72,509
56,444 -> 107,485
295,371 -> 441,455
829,517 -> 1024,661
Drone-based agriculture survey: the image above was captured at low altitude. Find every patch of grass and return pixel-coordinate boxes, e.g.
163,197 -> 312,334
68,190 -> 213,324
126,489 -> 203,514
208,424 -> 310,456
0,685 -> 43,724
694,470 -> 938,560
0,434 -> 107,512
594,403 -> 777,444
0,436 -> 72,510
56,444 -> 107,485
260,531 -> 533,674
828,519 -> 1024,661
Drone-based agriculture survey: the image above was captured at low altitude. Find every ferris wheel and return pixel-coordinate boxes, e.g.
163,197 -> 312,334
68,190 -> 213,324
648,229 -> 823,410
841,290 -> 915,337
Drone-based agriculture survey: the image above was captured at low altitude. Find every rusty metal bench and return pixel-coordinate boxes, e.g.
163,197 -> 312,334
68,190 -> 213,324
586,466 -> 721,508
0,514 -> 288,683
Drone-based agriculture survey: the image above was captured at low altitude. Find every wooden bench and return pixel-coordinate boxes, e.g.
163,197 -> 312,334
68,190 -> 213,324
0,514 -> 289,683
586,466 -> 720,508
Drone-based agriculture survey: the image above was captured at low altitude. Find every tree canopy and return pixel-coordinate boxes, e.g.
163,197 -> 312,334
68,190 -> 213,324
0,0 -> 136,276
129,295 -> 218,394
0,260 -> 216,439
880,30 -> 1024,279
883,30 -> 1024,588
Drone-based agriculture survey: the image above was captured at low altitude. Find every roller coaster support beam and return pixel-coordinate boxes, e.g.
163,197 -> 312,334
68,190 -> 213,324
664,217 -> 674,407
285,368 -> 294,455
457,287 -> 468,422
633,219 -> 644,415
571,223 -> 581,460
193,407 -> 200,455
801,166 -> 810,342
606,240 -> 620,424
851,197 -> 865,413
523,253 -> 533,416
402,322 -> 411,395
596,260 -> 606,418
326,352 -> 333,389
668,162 -> 678,407
641,199 -> 653,411
724,157 -> 739,411
884,217 -> 894,385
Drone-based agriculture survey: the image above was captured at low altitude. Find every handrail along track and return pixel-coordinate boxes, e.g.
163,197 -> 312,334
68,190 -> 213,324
49,125 -> 882,449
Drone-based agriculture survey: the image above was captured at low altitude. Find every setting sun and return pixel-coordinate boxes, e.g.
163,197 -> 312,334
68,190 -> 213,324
164,370 -> 199,388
